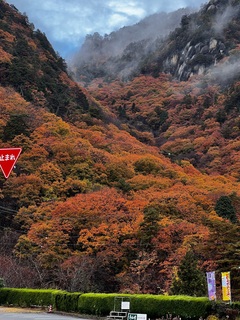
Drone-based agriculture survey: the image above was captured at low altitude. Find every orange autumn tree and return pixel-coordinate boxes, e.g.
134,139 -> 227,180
14,188 -> 146,291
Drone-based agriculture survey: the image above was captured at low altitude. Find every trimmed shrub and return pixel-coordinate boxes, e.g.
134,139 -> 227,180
0,288 -> 62,308
0,279 -> 4,288
0,289 -> 233,320
232,301 -> 240,311
54,292 -> 82,313
77,293 -> 211,319
78,293 -> 121,316
129,295 -> 211,319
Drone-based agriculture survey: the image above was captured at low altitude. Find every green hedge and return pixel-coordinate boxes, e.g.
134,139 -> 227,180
0,288 -> 60,307
0,288 -> 233,319
129,294 -> 212,319
54,291 -> 81,312
231,301 -> 240,310
77,293 -> 212,319
78,293 -> 117,316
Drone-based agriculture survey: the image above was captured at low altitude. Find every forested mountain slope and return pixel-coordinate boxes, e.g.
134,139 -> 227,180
0,0 -> 106,122
86,73 -> 240,178
74,0 -> 240,179
0,0 -> 239,298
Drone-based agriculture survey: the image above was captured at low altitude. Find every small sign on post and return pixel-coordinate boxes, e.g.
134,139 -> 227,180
121,301 -> 130,311
0,148 -> 22,179
128,314 -> 147,320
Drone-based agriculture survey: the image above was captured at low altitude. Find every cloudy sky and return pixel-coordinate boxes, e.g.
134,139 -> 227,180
8,0 -> 205,59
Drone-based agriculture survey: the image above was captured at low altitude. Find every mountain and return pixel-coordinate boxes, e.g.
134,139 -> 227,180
141,0 -> 240,81
0,0 -> 240,297
73,0 -> 240,179
70,7 -> 194,82
71,0 -> 240,83
0,1 -> 106,123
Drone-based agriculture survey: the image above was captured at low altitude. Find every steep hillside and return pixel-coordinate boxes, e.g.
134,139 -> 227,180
74,0 -> 240,179
70,7 -> 194,82
141,0 -> 240,81
0,1 -> 240,297
86,74 -> 240,178
1,83 -> 240,294
71,0 -> 240,83
0,1 -> 105,122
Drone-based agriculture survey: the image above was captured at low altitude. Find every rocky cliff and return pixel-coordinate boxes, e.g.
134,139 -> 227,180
71,0 -> 240,83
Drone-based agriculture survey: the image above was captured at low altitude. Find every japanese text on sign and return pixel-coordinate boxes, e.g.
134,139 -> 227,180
0,154 -> 16,161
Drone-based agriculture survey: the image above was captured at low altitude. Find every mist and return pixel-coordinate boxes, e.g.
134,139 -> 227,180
213,4 -> 240,34
69,7 -> 196,81
207,3 -> 240,85
68,0 -> 240,87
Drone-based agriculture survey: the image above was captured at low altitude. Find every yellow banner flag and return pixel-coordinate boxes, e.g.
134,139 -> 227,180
222,272 -> 231,301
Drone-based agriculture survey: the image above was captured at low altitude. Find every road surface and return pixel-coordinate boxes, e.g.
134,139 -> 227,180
0,307 -> 91,319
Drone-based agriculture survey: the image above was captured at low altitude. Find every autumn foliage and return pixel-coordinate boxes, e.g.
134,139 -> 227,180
0,1 -> 240,297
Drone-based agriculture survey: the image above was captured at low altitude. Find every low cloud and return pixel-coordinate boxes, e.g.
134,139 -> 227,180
213,5 -> 240,34
108,14 -> 129,28
9,0 -> 204,57
209,56 -> 240,85
107,1 -> 146,17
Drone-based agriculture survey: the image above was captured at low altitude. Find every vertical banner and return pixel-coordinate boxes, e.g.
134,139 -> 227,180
222,271 -> 231,302
206,271 -> 216,301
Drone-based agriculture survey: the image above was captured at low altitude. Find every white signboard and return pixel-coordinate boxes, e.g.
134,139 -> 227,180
128,313 -> 147,320
121,301 -> 130,310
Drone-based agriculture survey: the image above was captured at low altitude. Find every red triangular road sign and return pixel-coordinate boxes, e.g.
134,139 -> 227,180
0,148 -> 22,179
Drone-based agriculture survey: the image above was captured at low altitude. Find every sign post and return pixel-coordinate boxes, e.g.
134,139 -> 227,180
0,148 -> 22,178
128,314 -> 147,320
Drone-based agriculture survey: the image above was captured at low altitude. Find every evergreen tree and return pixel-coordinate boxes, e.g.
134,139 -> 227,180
170,251 -> 207,296
138,205 -> 160,251
2,114 -> 30,142
215,196 -> 237,224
